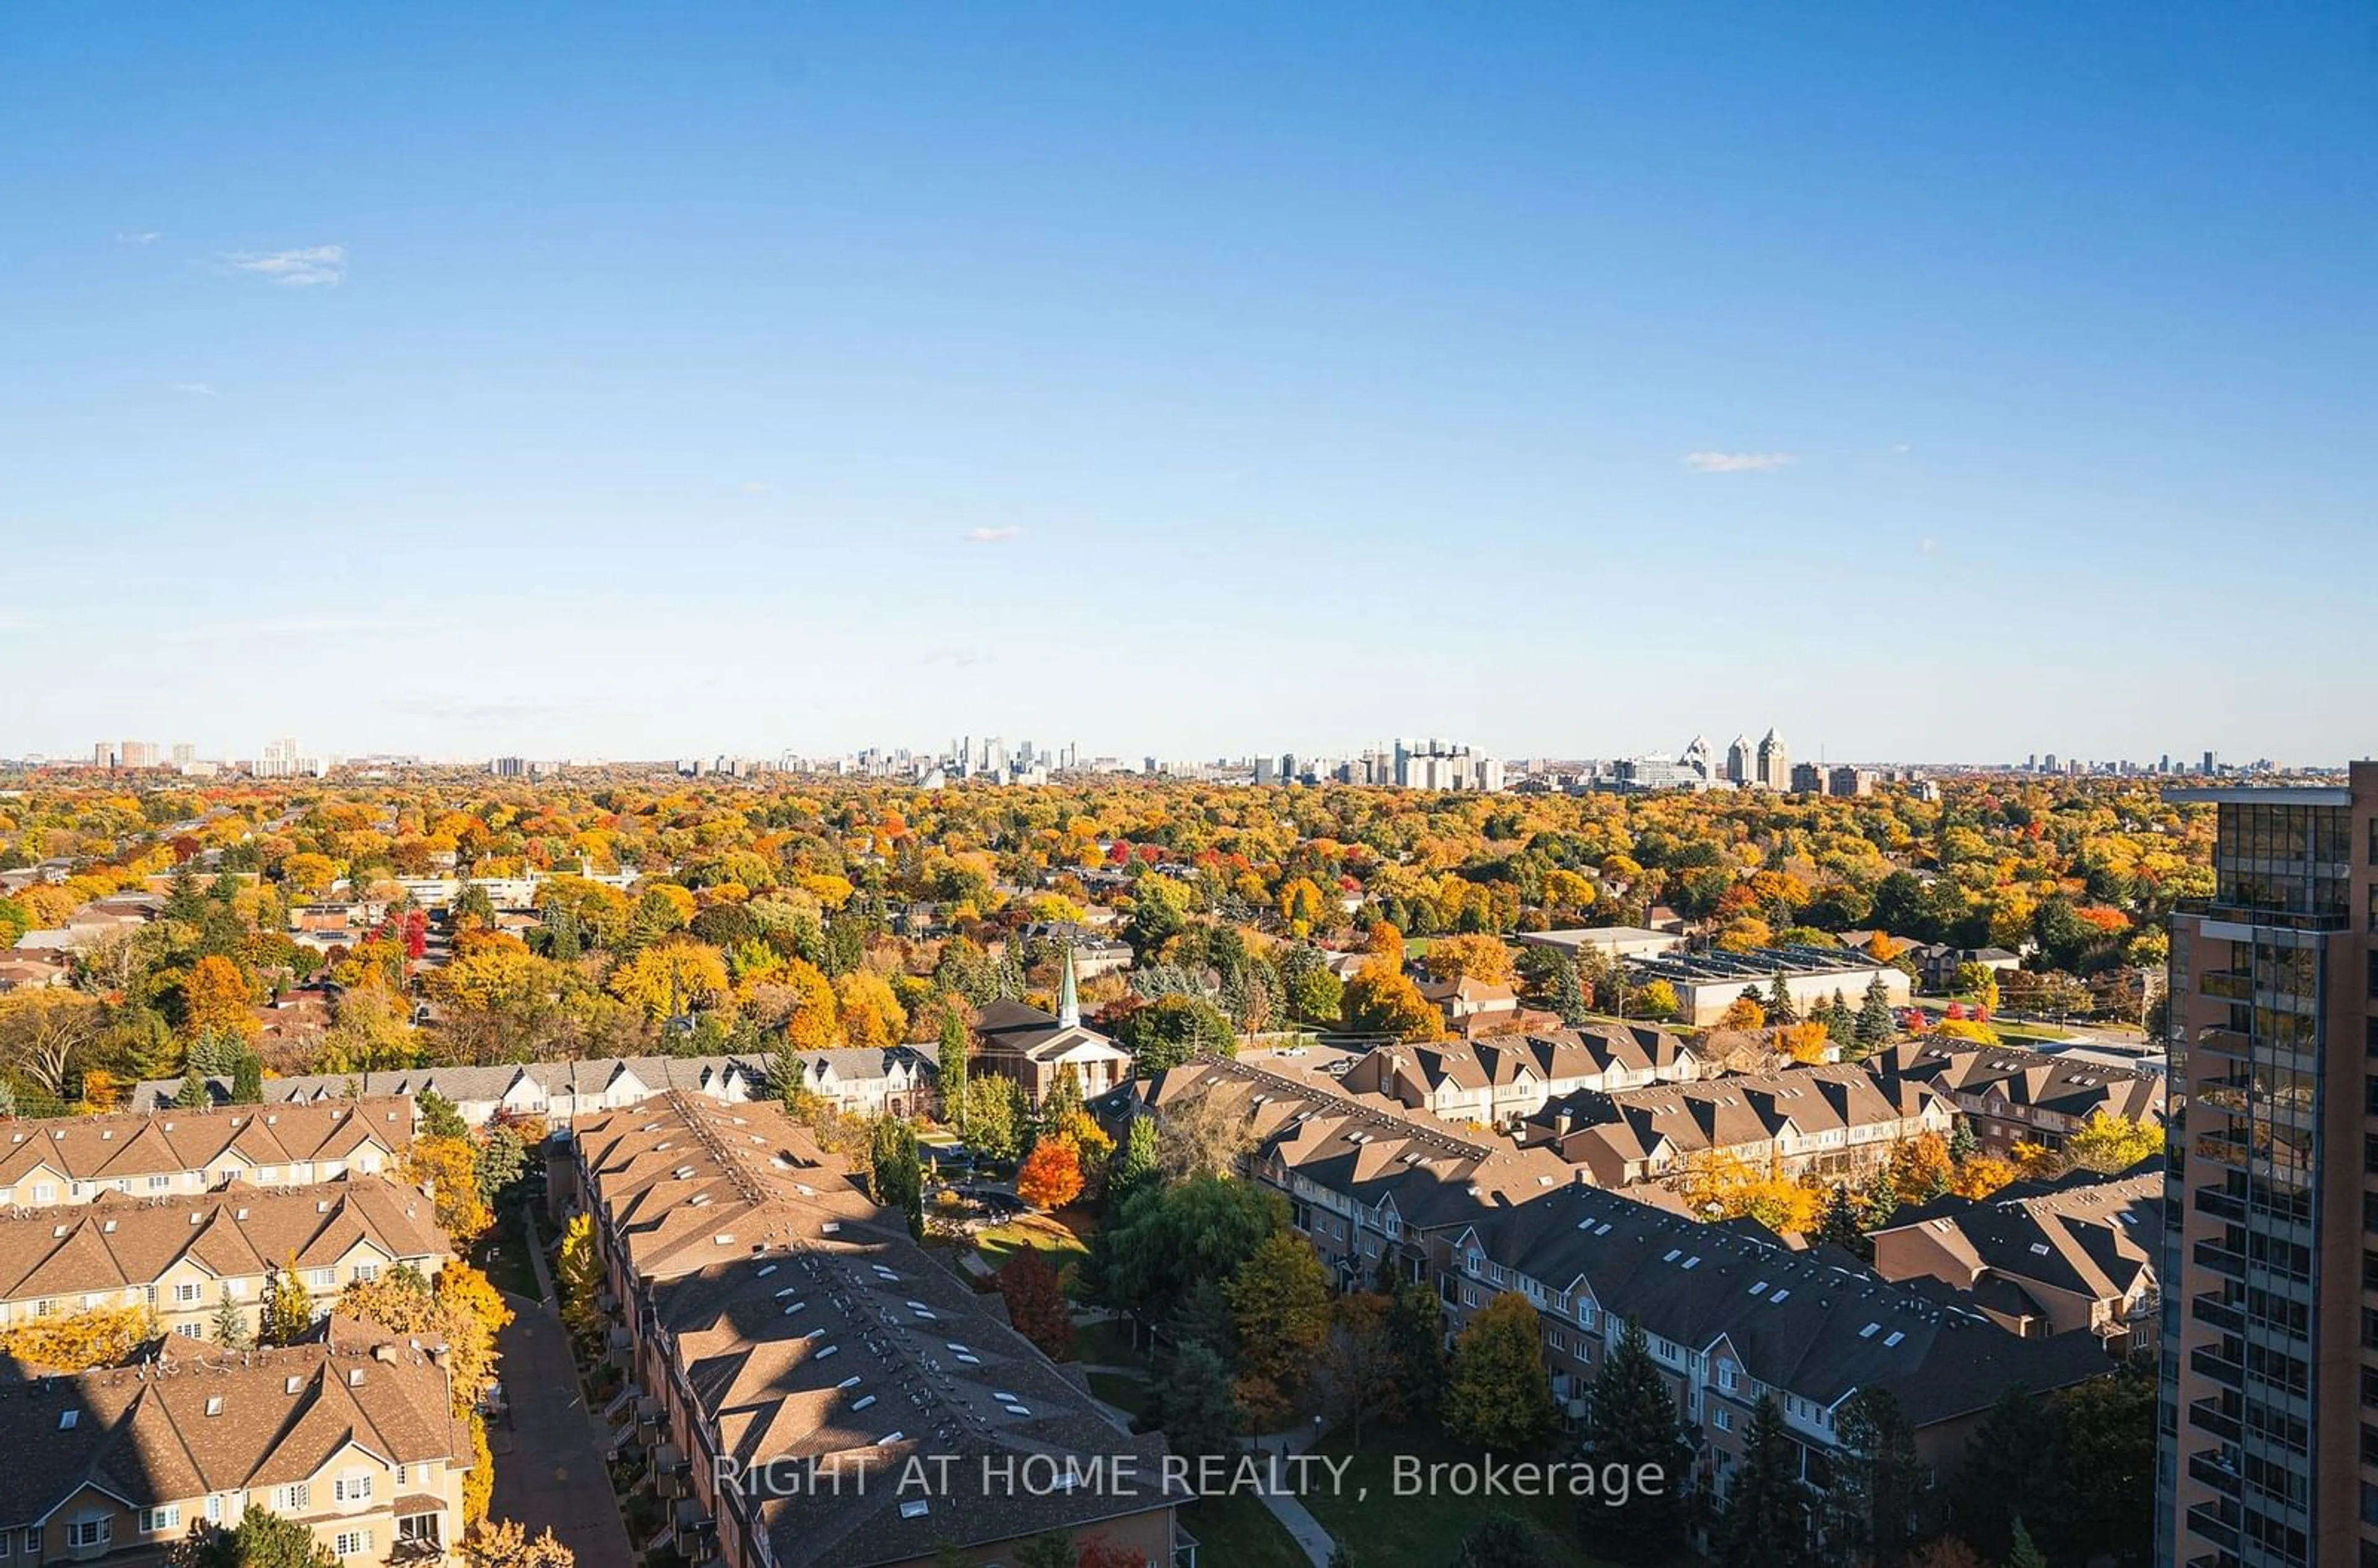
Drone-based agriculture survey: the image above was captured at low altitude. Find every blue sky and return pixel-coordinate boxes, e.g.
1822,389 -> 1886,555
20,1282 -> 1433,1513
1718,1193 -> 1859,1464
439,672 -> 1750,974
2,2 -> 2372,766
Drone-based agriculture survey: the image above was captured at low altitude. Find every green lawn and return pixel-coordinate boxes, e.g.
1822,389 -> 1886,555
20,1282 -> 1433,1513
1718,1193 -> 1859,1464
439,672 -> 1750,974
1180,1495 -> 1309,1568
1073,1317 -> 1147,1369
974,1211 -> 1094,1295
1298,1424 -> 1623,1568
1086,1372 -> 1151,1419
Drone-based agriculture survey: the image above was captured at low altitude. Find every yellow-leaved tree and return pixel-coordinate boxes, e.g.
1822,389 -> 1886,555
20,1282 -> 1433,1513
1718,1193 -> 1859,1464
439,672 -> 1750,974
606,939 -> 729,1024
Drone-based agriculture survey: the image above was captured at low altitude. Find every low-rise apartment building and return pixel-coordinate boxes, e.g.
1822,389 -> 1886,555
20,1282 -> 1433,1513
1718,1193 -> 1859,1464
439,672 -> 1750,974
1515,1064 -> 1954,1187
0,1177 -> 449,1342
1873,1039 -> 2163,1152
1870,1164 -> 2162,1356
1429,1183 -> 2112,1500
0,1341 -> 471,1567
1623,945 -> 1913,1027
554,1094 -> 1183,1568
1338,1026 -> 1706,1128
0,1101 -> 412,1210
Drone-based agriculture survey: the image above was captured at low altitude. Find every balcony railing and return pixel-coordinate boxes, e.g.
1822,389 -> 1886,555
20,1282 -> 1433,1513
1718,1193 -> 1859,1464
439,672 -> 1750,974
2183,1499 -> 2241,1551
2192,1240 -> 2247,1279
2186,1449 -> 2242,1496
2189,1346 -> 2244,1390
2187,1396 -> 2241,1442
2190,1294 -> 2244,1334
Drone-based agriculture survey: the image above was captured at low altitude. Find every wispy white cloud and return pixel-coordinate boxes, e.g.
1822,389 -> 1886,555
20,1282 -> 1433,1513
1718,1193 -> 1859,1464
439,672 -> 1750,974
1683,451 -> 1797,474
172,382 -> 216,396
117,231 -> 162,245
1891,443 -> 1913,454
739,482 -> 769,494
961,526 -> 1021,544
220,244 -> 347,287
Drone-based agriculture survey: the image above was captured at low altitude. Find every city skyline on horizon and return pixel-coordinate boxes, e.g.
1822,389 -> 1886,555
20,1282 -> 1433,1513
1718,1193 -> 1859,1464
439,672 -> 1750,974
23,723 -> 2320,777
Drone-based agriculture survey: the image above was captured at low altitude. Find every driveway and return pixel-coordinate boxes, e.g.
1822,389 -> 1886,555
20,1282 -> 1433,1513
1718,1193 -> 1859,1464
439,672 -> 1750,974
487,1292 -> 637,1568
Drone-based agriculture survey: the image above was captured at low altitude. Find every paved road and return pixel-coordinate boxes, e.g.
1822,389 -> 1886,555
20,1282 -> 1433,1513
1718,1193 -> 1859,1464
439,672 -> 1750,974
487,1292 -> 637,1568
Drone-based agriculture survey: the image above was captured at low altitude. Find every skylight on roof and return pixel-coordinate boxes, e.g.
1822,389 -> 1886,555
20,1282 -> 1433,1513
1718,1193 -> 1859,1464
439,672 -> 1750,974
897,1500 -> 928,1520
1770,1289 -> 1791,1304
1858,1323 -> 1880,1338
1749,1281 -> 1769,1295
1883,1331 -> 1905,1348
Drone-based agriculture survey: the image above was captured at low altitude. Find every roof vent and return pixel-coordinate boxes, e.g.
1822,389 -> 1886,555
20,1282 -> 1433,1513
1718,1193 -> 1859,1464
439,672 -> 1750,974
851,1394 -> 877,1411
59,1410 -> 79,1430
206,1397 -> 224,1416
286,1377 -> 303,1393
348,1368 -> 365,1386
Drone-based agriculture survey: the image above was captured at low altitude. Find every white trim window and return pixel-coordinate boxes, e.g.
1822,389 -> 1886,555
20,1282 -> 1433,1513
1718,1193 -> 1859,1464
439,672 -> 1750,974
334,1471 -> 374,1503
140,1507 -> 182,1534
68,1516 -> 111,1549
334,1530 -> 373,1557
273,1483 -> 312,1512
174,1281 -> 204,1305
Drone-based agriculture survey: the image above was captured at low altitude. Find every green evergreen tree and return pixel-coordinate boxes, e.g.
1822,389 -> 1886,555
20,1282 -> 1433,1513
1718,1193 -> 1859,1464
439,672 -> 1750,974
229,1050 -> 263,1105
1855,976 -> 1898,1052
1105,1117 -> 1161,1216
176,1065 -> 212,1109
1580,1319 -> 1691,1563
187,1028 -> 238,1078
1947,1113 -> 1979,1165
869,1118 -> 925,1238
1546,955 -> 1590,1027
1388,1282 -> 1448,1418
1949,1385 -> 2049,1561
1861,1164 -> 1901,1231
417,1089 -> 469,1139
1823,989 -> 1855,1045
1816,1183 -> 1873,1260
211,1284 -> 253,1351
936,1008 -> 969,1136
1012,1535 -> 1073,1568
1715,1396 -> 1818,1567
1766,971 -> 1798,1024
2005,1518 -> 2047,1568
1824,1387 -> 1924,1567
1152,1339 -> 1241,1458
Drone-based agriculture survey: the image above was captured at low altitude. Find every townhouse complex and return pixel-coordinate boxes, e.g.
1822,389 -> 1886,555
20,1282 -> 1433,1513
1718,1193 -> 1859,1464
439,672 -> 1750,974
550,1093 -> 1181,1568
1516,1063 -> 1956,1187
1338,1025 -> 1709,1127
1139,1055 -> 2115,1513
1871,1164 -> 2161,1354
0,1177 -> 450,1341
1873,1039 -> 2166,1153
0,1100 -> 414,1209
131,1050 -> 938,1126
0,1341 -> 473,1568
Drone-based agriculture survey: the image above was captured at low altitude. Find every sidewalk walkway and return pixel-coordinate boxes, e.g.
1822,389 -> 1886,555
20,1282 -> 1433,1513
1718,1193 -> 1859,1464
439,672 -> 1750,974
1241,1423 -> 1336,1566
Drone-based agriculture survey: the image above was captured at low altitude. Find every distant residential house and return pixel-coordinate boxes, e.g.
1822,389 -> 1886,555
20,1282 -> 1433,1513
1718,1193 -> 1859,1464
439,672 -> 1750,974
1913,944 -> 2024,994
0,950 -> 72,993
1517,1063 -> 1954,1187
1875,1040 -> 2164,1152
1871,1164 -> 2162,1356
